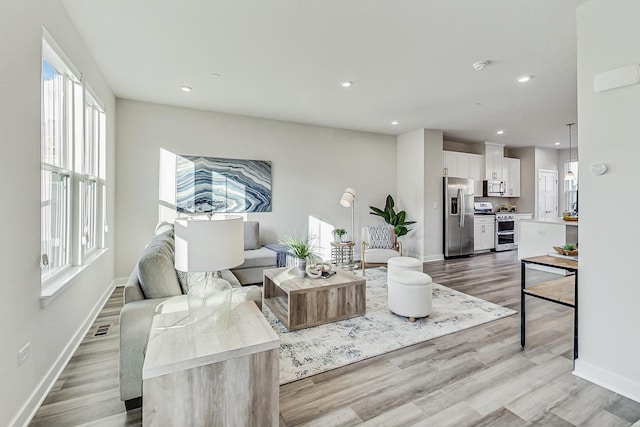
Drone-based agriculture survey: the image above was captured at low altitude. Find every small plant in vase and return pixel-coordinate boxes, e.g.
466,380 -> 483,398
279,233 -> 316,277
333,228 -> 347,242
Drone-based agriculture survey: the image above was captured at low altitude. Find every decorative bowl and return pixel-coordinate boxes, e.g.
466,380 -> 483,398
553,246 -> 579,256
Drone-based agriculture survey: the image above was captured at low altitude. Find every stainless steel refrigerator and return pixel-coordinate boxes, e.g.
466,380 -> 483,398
443,177 -> 475,258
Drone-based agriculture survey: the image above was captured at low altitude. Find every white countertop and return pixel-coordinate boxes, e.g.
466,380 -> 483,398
521,218 -> 578,226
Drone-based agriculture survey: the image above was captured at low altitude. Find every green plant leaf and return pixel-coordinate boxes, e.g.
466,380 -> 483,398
369,206 -> 385,217
397,210 -> 406,224
368,194 -> 416,238
385,195 -> 395,210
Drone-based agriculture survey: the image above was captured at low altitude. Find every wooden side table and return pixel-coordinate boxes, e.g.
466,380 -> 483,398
142,301 -> 280,426
331,241 -> 355,271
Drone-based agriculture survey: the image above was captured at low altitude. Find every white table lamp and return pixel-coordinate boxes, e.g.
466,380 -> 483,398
174,215 -> 244,333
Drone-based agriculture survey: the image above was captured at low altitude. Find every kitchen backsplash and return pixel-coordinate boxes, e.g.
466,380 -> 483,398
474,196 -> 519,211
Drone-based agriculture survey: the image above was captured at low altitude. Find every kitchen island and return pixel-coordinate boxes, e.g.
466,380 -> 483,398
518,218 -> 578,273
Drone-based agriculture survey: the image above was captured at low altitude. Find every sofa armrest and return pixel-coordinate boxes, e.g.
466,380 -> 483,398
124,268 -> 145,304
119,297 -> 169,402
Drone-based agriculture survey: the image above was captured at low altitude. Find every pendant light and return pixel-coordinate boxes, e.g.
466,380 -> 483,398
564,123 -> 576,181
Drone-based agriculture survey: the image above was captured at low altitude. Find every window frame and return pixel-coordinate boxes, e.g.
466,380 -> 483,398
41,39 -> 79,281
563,160 -> 579,214
41,31 -> 107,288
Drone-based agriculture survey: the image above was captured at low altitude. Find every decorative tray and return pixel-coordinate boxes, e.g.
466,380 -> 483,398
563,216 -> 579,222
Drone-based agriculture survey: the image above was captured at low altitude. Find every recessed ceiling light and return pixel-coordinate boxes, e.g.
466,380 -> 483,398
517,75 -> 532,83
391,121 -> 399,125
496,130 -> 504,135
340,81 -> 353,88
180,85 -> 192,92
554,142 -> 561,146
211,73 -> 221,78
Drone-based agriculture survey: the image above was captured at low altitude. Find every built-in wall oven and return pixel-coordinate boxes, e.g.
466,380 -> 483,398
495,212 -> 516,251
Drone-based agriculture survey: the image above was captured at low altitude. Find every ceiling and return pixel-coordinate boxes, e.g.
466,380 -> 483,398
60,0 -> 588,149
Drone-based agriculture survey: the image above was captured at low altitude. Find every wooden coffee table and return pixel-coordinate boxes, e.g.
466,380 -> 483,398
263,267 -> 366,331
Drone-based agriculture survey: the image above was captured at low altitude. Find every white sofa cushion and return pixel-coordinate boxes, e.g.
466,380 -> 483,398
364,248 -> 401,264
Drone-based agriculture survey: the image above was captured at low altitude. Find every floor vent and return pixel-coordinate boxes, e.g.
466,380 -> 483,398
94,324 -> 111,337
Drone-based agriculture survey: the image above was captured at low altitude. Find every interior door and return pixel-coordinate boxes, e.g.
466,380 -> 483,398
537,170 -> 558,220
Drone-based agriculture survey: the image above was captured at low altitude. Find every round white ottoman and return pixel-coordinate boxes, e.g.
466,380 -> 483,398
388,270 -> 433,322
388,256 -> 423,276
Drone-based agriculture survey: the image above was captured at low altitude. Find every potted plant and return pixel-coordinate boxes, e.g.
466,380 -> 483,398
369,195 -> 416,238
279,233 -> 316,277
333,228 -> 347,242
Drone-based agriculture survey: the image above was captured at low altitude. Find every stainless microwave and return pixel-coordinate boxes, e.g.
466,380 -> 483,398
483,180 -> 505,197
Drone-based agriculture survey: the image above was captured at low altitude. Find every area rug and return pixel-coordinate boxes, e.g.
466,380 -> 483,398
262,267 -> 516,385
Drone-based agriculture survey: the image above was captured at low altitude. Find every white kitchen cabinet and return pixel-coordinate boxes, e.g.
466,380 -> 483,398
502,157 -> 521,197
514,213 -> 533,245
443,151 -> 458,176
484,142 -> 504,181
466,153 -> 484,196
443,151 -> 483,181
474,216 -> 495,251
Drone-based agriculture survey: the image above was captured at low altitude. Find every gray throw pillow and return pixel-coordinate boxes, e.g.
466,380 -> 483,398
176,270 -> 206,294
244,221 -> 260,250
137,235 -> 182,299
154,221 -> 174,236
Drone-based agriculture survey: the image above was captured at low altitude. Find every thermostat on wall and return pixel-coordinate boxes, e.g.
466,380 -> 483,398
590,163 -> 607,175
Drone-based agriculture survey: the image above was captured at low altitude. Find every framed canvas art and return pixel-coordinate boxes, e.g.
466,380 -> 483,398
176,155 -> 272,213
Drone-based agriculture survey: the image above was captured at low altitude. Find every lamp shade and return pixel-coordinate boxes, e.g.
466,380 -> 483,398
340,187 -> 357,207
174,215 -> 244,272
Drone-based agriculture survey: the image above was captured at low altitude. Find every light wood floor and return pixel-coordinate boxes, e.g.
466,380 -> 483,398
30,251 -> 640,426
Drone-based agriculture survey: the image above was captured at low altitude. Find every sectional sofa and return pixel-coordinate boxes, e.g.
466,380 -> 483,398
119,220 -> 275,409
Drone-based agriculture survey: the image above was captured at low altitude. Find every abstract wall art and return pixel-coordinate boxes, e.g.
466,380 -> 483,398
176,155 -> 272,213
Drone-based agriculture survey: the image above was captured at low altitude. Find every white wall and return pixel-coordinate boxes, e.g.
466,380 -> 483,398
397,129 -> 443,262
115,99 -> 397,276
397,130 -> 426,259
0,2 -> 116,426
510,147 -> 536,214
423,130 -> 445,261
574,0 -> 640,402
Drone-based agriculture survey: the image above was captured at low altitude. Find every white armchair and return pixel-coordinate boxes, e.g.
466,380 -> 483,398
361,225 -> 402,276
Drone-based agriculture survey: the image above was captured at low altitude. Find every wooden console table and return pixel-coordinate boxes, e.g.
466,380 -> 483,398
521,255 -> 578,359
142,301 -> 280,426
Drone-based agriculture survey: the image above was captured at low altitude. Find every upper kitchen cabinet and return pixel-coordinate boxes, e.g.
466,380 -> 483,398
443,151 -> 458,177
443,151 -> 483,180
502,157 -> 521,197
484,142 -> 504,180
443,151 -> 483,195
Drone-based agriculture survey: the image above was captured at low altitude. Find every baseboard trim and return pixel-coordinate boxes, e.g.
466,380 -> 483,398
422,254 -> 444,263
574,359 -> 640,404
12,280 -> 117,427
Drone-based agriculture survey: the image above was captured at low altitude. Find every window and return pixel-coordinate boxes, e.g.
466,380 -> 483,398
564,161 -> 578,213
81,92 -> 106,254
41,35 -> 106,284
41,48 -> 75,279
